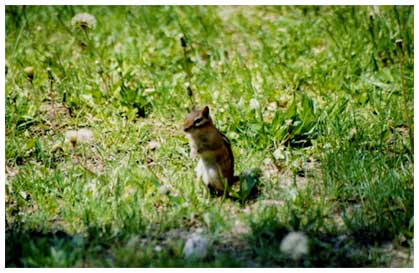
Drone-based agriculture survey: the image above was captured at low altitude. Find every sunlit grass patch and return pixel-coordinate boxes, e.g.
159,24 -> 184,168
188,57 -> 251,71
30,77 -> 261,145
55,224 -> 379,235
6,5 -> 413,267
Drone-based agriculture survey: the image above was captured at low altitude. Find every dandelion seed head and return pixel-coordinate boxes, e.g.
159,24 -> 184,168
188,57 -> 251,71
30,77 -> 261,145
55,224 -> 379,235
65,128 -> 94,147
147,140 -> 160,151
71,13 -> 96,30
77,128 -> 94,143
158,185 -> 170,195
249,98 -> 260,110
65,130 -> 79,147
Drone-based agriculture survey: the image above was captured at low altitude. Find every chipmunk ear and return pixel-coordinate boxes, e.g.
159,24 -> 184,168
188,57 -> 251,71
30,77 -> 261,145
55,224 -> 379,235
202,106 -> 210,118
191,105 -> 196,111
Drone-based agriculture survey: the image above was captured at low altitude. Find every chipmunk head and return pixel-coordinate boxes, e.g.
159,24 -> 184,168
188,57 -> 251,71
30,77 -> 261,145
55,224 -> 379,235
183,106 -> 212,132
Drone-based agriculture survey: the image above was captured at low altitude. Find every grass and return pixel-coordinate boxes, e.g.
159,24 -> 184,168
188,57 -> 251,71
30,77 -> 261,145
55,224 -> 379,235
5,5 -> 413,267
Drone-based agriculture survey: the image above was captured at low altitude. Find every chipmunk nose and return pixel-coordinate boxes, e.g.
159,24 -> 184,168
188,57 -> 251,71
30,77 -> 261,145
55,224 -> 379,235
183,125 -> 192,132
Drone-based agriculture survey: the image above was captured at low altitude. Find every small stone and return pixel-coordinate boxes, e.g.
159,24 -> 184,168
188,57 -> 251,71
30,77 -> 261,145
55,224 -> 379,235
154,245 -> 162,252
183,233 -> 208,260
280,231 -> 309,260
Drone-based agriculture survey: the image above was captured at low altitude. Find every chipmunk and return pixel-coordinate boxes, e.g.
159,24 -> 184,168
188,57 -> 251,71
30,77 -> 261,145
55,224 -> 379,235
184,106 -> 239,194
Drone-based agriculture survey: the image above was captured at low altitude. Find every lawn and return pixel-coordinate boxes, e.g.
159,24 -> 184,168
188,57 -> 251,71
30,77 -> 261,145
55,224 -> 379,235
5,5 -> 414,267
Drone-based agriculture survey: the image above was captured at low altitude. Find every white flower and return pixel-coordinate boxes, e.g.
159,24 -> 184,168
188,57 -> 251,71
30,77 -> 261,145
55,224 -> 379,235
71,13 -> 96,29
183,233 -> 208,259
267,101 -> 278,112
273,147 -> 285,160
280,231 -> 309,260
147,140 -> 160,151
249,98 -> 260,110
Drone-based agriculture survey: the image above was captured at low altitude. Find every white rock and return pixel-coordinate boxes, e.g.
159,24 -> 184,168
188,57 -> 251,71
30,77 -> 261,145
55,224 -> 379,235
280,231 -> 309,260
183,233 -> 208,260
154,245 -> 162,252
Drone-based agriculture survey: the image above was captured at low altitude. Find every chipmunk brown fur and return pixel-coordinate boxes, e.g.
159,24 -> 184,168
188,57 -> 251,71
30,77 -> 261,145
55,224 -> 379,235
184,106 -> 239,194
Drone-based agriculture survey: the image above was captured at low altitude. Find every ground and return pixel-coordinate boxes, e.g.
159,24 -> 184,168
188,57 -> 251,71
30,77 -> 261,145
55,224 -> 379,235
5,6 -> 414,267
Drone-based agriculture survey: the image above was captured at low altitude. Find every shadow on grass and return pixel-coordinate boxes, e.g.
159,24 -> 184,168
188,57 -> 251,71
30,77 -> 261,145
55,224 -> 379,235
208,216 -> 382,267
6,221 -> 123,267
6,222 -> 77,267
7,216 -> 405,268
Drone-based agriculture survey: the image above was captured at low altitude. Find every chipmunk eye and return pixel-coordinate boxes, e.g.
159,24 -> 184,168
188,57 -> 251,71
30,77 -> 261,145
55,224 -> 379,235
194,117 -> 203,125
